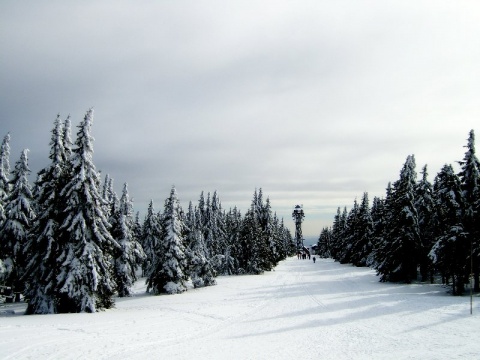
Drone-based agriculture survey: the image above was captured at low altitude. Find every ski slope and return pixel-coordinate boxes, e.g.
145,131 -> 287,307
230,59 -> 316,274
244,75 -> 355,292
1,257 -> 478,359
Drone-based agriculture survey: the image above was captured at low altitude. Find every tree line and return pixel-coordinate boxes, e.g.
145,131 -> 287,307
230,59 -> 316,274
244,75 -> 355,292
0,109 -> 296,314
317,130 -> 480,295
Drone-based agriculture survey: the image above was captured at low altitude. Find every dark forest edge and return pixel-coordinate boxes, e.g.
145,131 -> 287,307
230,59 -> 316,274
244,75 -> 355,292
316,129 -> 480,296
0,109 -> 296,314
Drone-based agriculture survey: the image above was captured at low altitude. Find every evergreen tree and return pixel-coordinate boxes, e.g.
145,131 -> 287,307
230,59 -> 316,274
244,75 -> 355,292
141,200 -> 161,276
329,207 -> 343,260
0,133 -> 11,225
56,109 -> 119,313
429,164 -> 467,294
187,207 -> 216,288
62,115 -> 73,159
376,155 -> 421,283
224,206 -> 242,274
340,199 -> 359,264
147,186 -> 189,294
240,200 -> 263,275
133,211 -> 143,246
261,197 -> 277,270
112,183 -> 146,297
23,116 -> 67,314
317,227 -> 332,258
414,165 -> 437,281
369,196 -> 386,268
0,149 -> 35,300
457,130 -> 480,290
350,192 -> 373,267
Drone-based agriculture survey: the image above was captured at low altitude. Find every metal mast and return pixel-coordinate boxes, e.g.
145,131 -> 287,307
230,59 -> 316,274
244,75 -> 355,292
292,205 -> 305,252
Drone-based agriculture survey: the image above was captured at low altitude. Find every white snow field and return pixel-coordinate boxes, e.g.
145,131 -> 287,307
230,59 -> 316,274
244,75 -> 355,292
1,257 -> 479,359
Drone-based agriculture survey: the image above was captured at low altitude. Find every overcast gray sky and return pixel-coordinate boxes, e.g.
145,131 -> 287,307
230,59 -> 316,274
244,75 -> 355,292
1,1 -> 479,237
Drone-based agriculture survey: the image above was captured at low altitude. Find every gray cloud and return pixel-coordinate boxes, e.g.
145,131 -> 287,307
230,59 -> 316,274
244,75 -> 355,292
1,1 -> 480,236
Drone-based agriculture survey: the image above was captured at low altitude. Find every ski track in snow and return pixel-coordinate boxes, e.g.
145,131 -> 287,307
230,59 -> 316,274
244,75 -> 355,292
1,257 -> 479,359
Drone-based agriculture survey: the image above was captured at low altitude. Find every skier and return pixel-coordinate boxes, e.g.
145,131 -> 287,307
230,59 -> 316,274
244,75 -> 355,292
313,256 -> 316,264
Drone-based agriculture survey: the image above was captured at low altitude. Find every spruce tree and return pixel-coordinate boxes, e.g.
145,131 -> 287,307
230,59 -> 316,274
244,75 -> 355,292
369,196 -> 386,268
240,201 -> 263,275
224,206 -> 242,274
329,207 -> 343,260
0,149 -> 35,300
317,227 -> 332,258
111,183 -> 146,297
147,186 -> 189,294
457,130 -> 480,290
0,133 -> 11,225
430,164 -> 466,294
414,165 -> 437,281
23,116 -> 68,314
56,109 -> 119,313
376,155 -> 421,283
341,199 -> 359,264
141,200 -> 161,276
187,207 -> 216,288
350,192 -> 373,267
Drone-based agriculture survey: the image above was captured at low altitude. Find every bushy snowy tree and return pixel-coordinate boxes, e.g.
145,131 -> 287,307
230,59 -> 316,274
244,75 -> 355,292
414,165 -> 437,281
111,183 -> 146,297
369,195 -> 386,268
147,186 -> 189,294
457,129 -> 480,290
430,164 -> 467,294
0,133 -> 11,225
141,200 -> 161,276
0,149 -> 35,300
187,207 -> 216,288
317,227 -> 332,258
55,109 -> 119,313
223,206 -> 242,274
23,116 -> 68,314
240,200 -> 263,275
350,192 -> 373,267
376,155 -> 421,283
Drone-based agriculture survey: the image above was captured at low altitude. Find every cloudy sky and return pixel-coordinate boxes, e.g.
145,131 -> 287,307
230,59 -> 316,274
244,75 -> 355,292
1,1 -> 479,237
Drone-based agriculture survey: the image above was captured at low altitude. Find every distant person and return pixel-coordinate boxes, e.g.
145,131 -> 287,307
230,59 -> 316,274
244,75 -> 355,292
313,256 -> 316,263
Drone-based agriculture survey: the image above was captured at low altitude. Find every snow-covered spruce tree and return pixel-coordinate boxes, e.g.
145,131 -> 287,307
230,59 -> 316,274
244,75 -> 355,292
111,183 -> 146,297
55,109 -> 119,313
62,115 -> 73,160
252,189 -> 272,271
429,164 -> 467,294
260,196 -> 277,270
457,129 -> 480,290
211,191 -> 227,256
202,192 -> 226,259
340,199 -> 359,264
317,227 -> 332,258
0,133 -> 11,226
376,155 -> 421,283
414,165 -> 437,282
147,186 -> 189,294
350,192 -> 374,267
272,212 -> 285,264
0,149 -> 35,301
223,206 -> 242,274
141,200 -> 161,276
373,183 -> 394,269
240,202 -> 263,275
133,211 -> 143,247
101,173 -> 112,218
328,207 -> 343,260
368,196 -> 386,268
23,115 -> 69,314
186,206 -> 216,288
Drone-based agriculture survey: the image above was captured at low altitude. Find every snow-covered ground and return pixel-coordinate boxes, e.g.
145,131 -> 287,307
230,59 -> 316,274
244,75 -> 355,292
1,257 -> 478,359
